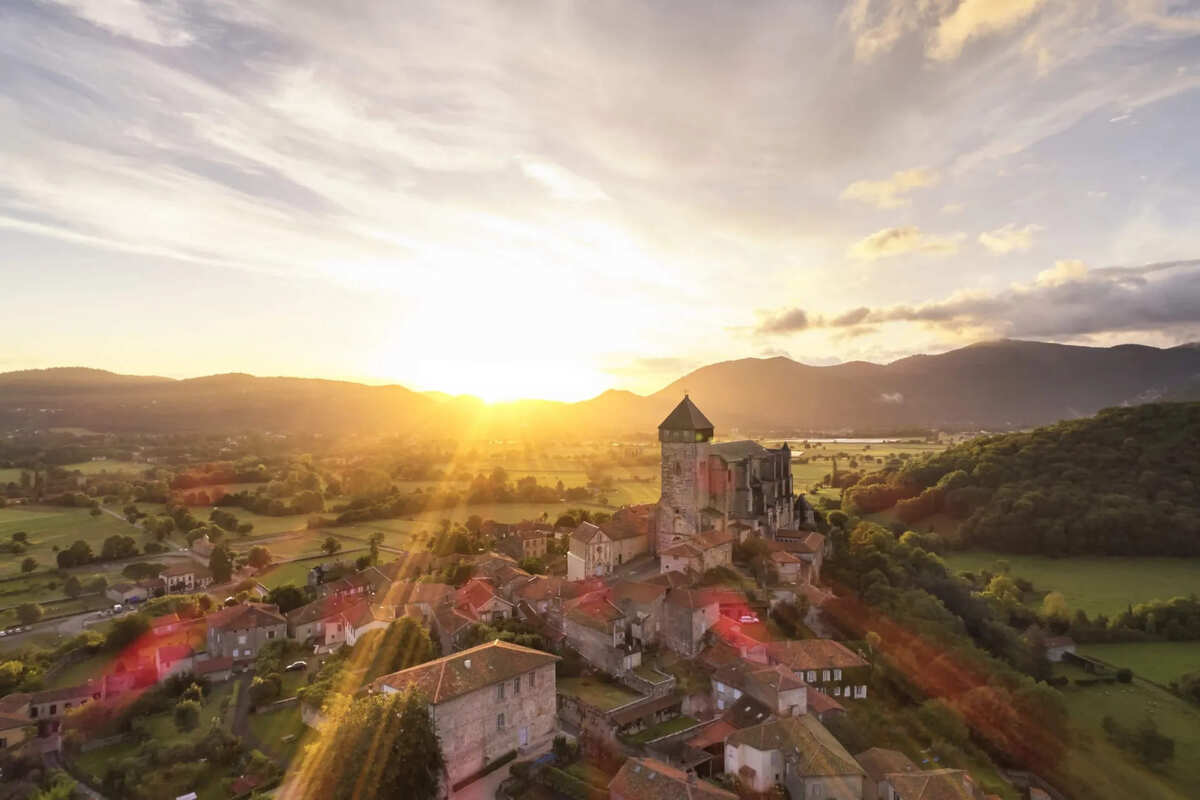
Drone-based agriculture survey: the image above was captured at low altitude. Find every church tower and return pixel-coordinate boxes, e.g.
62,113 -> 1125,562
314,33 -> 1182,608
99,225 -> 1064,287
654,395 -> 713,553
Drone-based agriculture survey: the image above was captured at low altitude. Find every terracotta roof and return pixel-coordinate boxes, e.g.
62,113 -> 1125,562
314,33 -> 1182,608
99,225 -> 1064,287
601,514 -> 649,541
885,769 -> 975,800
457,578 -> 511,612
771,550 -> 804,565
207,602 -> 285,631
0,711 -> 28,730
287,595 -> 357,626
659,396 -> 715,433
433,603 -> 476,635
383,580 -> 455,608
0,693 -> 31,714
855,747 -> 917,782
341,601 -> 394,629
611,580 -> 667,607
700,641 -> 743,670
767,639 -> 868,670
770,532 -> 824,554
721,695 -> 773,728
195,656 -> 234,674
806,690 -> 845,716
370,640 -> 558,704
726,716 -> 864,778
609,757 -> 735,800
662,542 -> 703,559
156,644 -> 193,661
666,588 -> 719,610
687,719 -> 737,750
32,684 -> 95,704
513,575 -> 564,603
565,597 -> 625,633
649,570 -> 693,589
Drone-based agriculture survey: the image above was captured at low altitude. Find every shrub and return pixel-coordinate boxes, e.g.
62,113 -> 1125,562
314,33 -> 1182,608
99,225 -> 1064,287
1116,668 -> 1133,683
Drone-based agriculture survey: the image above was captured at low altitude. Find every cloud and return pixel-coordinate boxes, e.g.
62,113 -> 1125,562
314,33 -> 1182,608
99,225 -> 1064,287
43,0 -> 193,46
518,159 -> 608,201
841,167 -> 940,208
942,203 -> 965,214
848,227 -> 965,260
879,392 -> 905,404
978,223 -> 1044,253
757,308 -> 810,334
805,258 -> 1200,339
930,0 -> 1047,62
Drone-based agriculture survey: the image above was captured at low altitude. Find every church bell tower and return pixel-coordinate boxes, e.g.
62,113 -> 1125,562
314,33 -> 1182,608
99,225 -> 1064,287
655,395 -> 713,554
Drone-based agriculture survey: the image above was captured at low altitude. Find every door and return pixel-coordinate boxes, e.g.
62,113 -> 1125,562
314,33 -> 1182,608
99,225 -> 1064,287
519,726 -> 529,748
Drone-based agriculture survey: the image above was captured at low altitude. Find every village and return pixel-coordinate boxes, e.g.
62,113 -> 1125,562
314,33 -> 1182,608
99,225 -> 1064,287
0,397 -> 1051,800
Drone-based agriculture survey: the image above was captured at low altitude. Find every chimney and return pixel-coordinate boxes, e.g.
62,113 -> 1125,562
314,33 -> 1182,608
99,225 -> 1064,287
464,659 -> 471,669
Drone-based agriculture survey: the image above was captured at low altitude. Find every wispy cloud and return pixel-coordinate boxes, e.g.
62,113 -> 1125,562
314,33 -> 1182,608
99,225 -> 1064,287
841,167 -> 940,208
848,226 -> 965,260
979,223 -> 1044,253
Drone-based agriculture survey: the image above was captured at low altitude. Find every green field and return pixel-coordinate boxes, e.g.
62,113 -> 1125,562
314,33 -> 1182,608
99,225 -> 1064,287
787,439 -> 948,492
0,505 -> 150,578
249,703 -> 308,765
940,551 -> 1200,617
1052,658 -> 1200,799
1079,642 -> 1200,686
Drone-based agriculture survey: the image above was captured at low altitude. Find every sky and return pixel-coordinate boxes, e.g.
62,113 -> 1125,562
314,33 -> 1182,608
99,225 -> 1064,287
2,0 -> 1200,401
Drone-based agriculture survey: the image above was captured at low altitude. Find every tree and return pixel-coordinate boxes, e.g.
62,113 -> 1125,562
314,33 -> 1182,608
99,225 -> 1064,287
11,531 -> 27,543
266,584 -> 309,614
321,536 -> 342,557
209,544 -> 234,584
16,603 -> 43,626
1041,591 -> 1069,620
302,686 -> 444,800
63,575 -> 83,599
173,698 -> 201,732
56,539 -> 93,568
86,575 -> 108,594
247,545 -> 272,569
106,613 -> 149,649
20,557 -> 37,573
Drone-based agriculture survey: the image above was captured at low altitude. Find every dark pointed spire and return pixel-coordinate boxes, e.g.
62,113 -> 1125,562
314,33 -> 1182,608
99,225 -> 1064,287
659,395 -> 714,433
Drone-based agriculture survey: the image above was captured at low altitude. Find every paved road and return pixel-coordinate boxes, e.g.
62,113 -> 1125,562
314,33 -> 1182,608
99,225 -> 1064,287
610,554 -> 659,582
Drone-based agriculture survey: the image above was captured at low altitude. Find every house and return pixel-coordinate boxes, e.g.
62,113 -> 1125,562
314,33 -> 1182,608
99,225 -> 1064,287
567,522 -> 613,581
609,580 -> 667,648
602,505 -> 654,566
106,582 -> 152,604
27,685 -> 101,732
341,601 -> 395,646
432,603 -> 480,654
660,530 -> 734,576
663,589 -> 719,658
287,595 -> 356,646
159,564 -> 213,594
496,527 -> 552,562
155,644 -> 195,680
725,716 -> 864,799
511,575 -> 565,616
150,613 -> 184,636
316,567 -> 389,600
712,660 -> 806,716
709,616 -> 768,664
563,594 -> 640,676
205,603 -> 287,662
382,581 -> 456,625
1044,636 -> 1077,662
369,641 -> 559,789
609,756 -> 737,800
0,709 -> 29,750
771,531 -> 827,584
456,578 -> 515,623
768,547 -> 807,584
856,749 -> 978,800
194,656 -> 234,682
766,640 -> 870,699
806,689 -> 845,722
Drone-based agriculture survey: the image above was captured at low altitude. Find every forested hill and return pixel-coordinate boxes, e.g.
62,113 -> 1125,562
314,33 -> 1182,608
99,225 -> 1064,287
843,402 -> 1200,556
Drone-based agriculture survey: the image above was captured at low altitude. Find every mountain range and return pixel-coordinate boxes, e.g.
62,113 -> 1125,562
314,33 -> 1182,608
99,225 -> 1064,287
2,339 -> 1199,437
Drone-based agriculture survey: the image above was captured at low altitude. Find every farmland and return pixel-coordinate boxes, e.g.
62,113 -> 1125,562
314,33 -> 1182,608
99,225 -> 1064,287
1078,642 -> 1200,686
0,505 -> 151,578
940,551 -> 1200,617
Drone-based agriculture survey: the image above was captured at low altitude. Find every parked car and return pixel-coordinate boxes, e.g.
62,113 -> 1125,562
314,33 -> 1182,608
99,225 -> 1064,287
284,661 -> 308,672
738,613 -> 759,624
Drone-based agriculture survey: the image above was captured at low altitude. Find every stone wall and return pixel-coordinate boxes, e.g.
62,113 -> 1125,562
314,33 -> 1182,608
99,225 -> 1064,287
431,662 -> 558,787
656,441 -> 705,552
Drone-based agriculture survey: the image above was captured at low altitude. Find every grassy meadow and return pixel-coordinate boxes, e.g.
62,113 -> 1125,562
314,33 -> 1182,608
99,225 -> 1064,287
0,505 -> 150,578
940,551 -> 1200,617
1078,642 -> 1200,686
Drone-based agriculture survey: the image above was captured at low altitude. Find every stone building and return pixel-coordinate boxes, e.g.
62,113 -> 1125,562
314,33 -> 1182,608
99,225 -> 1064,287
158,563 -> 213,594
660,529 -> 734,576
609,757 -> 737,800
567,522 -> 612,581
566,509 -> 653,581
725,716 -> 865,799
562,594 -> 640,676
205,602 -> 287,662
370,641 -> 559,789
663,588 -> 719,657
655,396 -> 794,554
766,640 -> 870,700
856,748 -> 979,800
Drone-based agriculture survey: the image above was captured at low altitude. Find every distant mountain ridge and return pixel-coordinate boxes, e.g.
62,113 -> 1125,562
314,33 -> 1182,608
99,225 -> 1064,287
2,339 -> 1199,436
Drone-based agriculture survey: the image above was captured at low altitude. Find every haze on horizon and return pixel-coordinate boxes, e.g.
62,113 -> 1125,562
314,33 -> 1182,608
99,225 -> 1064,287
2,1 -> 1200,402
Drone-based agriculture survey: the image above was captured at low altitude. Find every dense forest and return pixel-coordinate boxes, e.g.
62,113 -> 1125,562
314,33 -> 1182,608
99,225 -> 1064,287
842,402 -> 1200,556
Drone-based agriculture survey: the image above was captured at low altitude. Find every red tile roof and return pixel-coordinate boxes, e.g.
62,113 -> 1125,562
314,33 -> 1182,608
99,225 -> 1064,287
767,639 -> 868,670
609,757 -> 735,800
207,602 -> 285,631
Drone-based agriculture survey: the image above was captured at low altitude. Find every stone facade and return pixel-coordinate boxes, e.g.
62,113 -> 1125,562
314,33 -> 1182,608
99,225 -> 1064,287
654,397 -> 794,554
725,716 -> 864,800
567,522 -> 613,581
205,603 -> 287,662
663,589 -> 719,658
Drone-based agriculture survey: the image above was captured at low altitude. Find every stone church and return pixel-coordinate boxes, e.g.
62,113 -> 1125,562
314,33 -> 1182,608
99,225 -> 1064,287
654,395 -> 795,554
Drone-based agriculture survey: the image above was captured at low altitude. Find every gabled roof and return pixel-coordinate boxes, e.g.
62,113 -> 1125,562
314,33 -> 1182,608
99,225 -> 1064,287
513,575 -> 564,603
662,542 -> 703,559
195,656 -> 234,674
666,588 -> 719,610
649,570 -> 693,590
457,578 -> 512,612
370,640 -> 558,704
806,690 -> 845,716
611,580 -> 667,607
708,440 -> 769,461
32,684 -> 95,704
726,716 -> 864,778
207,602 -> 285,631
0,711 -> 28,731
383,580 -> 455,608
571,521 -> 607,544
609,757 -> 736,800
767,639 -> 868,670
721,694 -> 773,728
659,396 -> 715,432
855,747 -> 918,782
565,597 -> 625,632
885,769 -> 975,800
287,594 -> 357,626
156,644 -> 193,661
341,602 -> 394,629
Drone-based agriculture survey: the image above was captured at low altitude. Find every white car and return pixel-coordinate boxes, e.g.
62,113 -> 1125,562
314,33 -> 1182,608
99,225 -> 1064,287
738,614 -> 759,624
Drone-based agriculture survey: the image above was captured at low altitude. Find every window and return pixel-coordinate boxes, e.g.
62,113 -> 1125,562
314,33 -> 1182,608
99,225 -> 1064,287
822,670 -> 831,682
268,630 -> 276,639
497,684 -> 505,701
833,669 -> 842,681
30,707 -> 38,718
49,704 -> 57,715
806,670 -> 817,683
238,634 -> 247,645
513,678 -> 521,695
528,671 -> 537,689
497,713 -> 505,730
